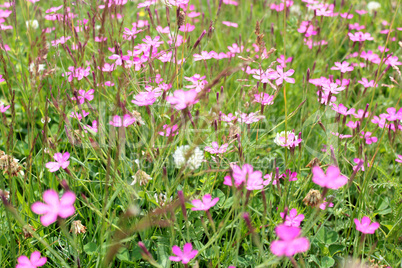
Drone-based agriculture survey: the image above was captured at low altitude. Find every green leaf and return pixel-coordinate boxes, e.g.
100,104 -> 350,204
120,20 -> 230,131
316,227 -> 339,245
84,242 -> 98,255
117,248 -> 130,262
321,256 -> 335,268
328,244 -> 345,256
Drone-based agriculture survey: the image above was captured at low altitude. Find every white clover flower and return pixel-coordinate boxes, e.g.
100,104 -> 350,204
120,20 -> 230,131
289,5 -> 301,16
25,20 -> 39,30
172,145 -> 204,170
367,1 -> 381,11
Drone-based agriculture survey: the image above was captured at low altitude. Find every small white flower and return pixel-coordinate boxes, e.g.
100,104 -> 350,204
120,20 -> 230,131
367,1 -> 381,11
29,63 -> 46,73
289,5 -> 301,16
172,145 -> 204,170
25,20 -> 39,30
41,117 -> 51,124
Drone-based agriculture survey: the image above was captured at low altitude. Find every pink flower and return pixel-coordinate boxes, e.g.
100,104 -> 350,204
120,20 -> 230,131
382,107 -> 402,121
71,89 -> 94,104
348,32 -> 374,42
312,165 -> 348,189
179,23 -> 195,32
142,35 -> 164,48
132,91 -> 159,106
270,224 -> 309,256
275,66 -> 295,85
31,190 -> 76,226
330,61 -> 354,73
191,194 -> 219,211
166,89 -> 199,110
169,243 -> 198,264
346,120 -> 360,129
222,21 -> 238,28
46,5 -> 63,13
109,114 -> 136,127
353,158 -> 369,172
45,152 -> 70,172
332,103 -> 354,116
331,132 -> 353,139
109,54 -> 130,66
358,78 -> 376,88
355,10 -> 367,15
0,103 -> 10,113
277,55 -> 293,67
283,169 -> 298,181
361,131 -> 377,144
280,208 -> 305,227
193,51 -> 212,61
17,251 -> 47,268
319,198 -> 334,210
0,74 -> 5,83
254,93 -> 274,105
224,164 -> 262,189
349,23 -> 365,30
205,142 -> 228,154
396,155 -> 402,163
158,124 -> 179,137
354,216 -> 380,234
83,120 -> 98,133
70,110 -> 89,121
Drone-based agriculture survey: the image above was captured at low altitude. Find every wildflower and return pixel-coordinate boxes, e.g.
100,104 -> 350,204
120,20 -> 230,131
205,142 -> 228,154
238,112 -> 265,124
223,164 -> 263,189
0,189 -> 9,200
166,89 -> 199,110
45,152 -> 70,172
154,192 -> 172,206
346,121 -> 360,129
179,23 -> 195,32
358,78 -> 377,88
193,51 -> 212,61
277,55 -> 293,68
330,61 -> 354,73
25,20 -> 39,30
283,169 -> 298,181
222,21 -> 238,28
70,220 -> 87,234
191,194 -> 219,211
172,145 -> 204,170
353,158 -> 369,172
70,110 -> 89,121
280,208 -> 305,227
253,93 -> 274,105
0,103 -> 10,113
132,91 -> 159,106
31,190 -> 76,226
109,114 -> 136,127
396,155 -> 402,163
274,131 -> 302,148
348,32 -> 374,42
17,251 -> 47,268
0,74 -> 4,83
332,103 -> 354,116
83,120 -> 98,134
354,216 -> 380,234
303,189 -> 322,207
319,198 -> 334,210
331,132 -> 353,139
158,124 -> 179,137
131,170 -> 152,186
270,224 -> 310,256
169,243 -> 198,264
312,166 -> 348,189
382,107 -> 402,121
220,112 -> 237,122
367,1 -> 381,11
71,89 -> 95,104
275,66 -> 295,85
360,132 -> 377,144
